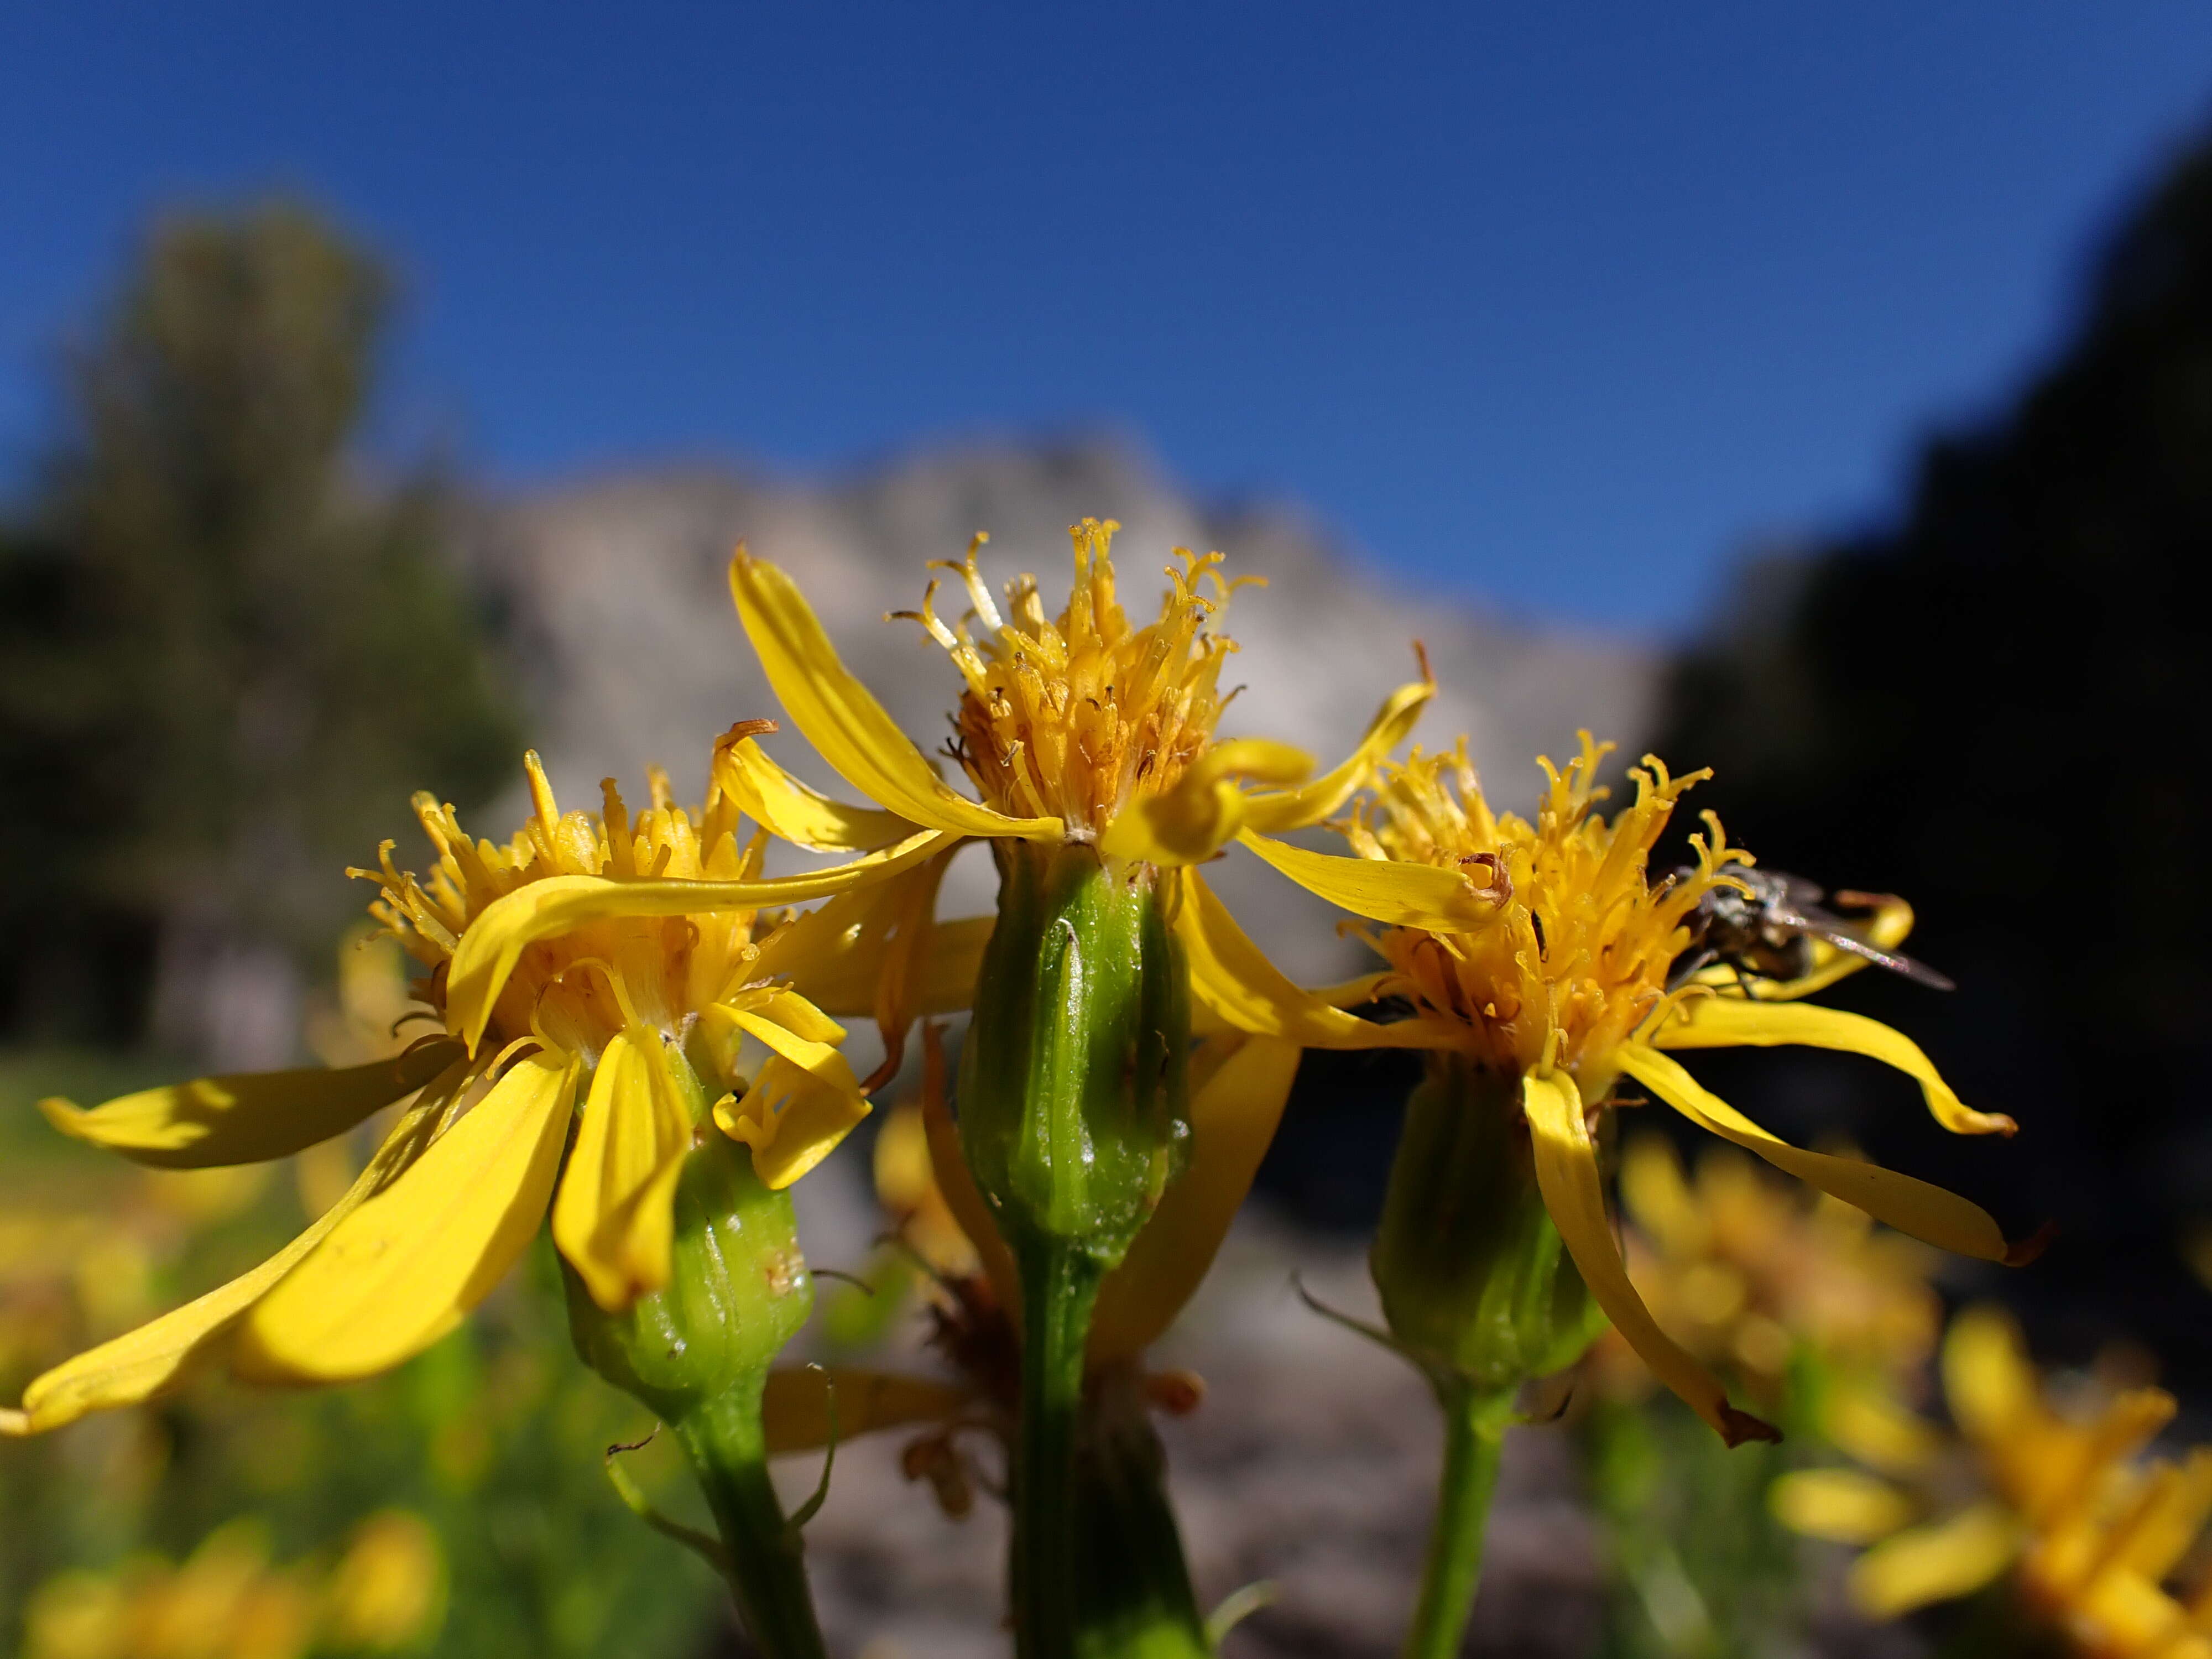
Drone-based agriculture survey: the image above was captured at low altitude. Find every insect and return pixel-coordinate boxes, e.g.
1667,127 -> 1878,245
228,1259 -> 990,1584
1667,867 -> 1955,993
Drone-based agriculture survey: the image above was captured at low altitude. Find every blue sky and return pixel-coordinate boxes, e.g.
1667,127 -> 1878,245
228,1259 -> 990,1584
4,4 -> 2210,631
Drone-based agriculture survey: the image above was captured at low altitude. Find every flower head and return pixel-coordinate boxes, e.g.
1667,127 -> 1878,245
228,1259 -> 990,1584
1778,1308 -> 2212,1656
1339,733 -> 2031,1445
8,739 -> 893,1436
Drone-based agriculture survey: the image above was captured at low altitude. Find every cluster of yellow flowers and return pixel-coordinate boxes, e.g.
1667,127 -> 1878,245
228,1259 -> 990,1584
25,1512 -> 443,1659
4,517 -> 2053,1657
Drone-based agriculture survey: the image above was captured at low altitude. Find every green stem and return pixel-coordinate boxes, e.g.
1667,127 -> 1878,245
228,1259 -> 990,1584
1074,1373 -> 1211,1659
1014,1234 -> 1107,1659
672,1378 -> 830,1659
1400,1381 -> 1512,1659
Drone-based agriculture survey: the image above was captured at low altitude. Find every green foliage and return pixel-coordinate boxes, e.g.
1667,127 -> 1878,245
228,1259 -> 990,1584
0,202 -> 518,1038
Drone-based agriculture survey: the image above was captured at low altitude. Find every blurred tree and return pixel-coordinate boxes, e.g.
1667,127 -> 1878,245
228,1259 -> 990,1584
1659,132 -> 2212,1379
0,203 -> 517,1057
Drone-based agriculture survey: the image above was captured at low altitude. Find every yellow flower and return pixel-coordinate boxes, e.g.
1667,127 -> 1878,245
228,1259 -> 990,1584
26,1520 -> 316,1659
721,517 -> 1501,974
322,1510 -> 447,1650
1336,734 -> 2028,1444
1777,1307 -> 2212,1657
6,743 -> 905,1436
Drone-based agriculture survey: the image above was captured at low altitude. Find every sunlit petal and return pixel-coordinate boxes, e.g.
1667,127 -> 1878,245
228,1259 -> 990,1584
1176,869 -> 1463,1050
1648,995 -> 2016,1136
2,1061 -> 470,1433
729,550 -> 1059,841
711,1011 -> 871,1189
237,1050 -> 578,1381
1097,739 -> 1311,866
1236,827 -> 1503,932
38,1040 -> 463,1169
1241,674 -> 1436,833
445,828 -> 958,1048
1618,1045 -> 2011,1262
712,729 -> 918,852
1522,1067 -> 1777,1447
551,1031 -> 694,1311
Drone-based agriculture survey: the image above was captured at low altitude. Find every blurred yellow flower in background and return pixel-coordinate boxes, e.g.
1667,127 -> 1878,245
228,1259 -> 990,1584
1335,734 -> 2026,1444
24,1512 -> 445,1659
1607,1136 -> 1943,1404
1776,1306 -> 2212,1655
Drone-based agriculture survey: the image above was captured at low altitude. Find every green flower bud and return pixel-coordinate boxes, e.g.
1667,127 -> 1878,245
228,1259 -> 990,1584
1371,1052 -> 1600,1390
564,1129 -> 813,1422
959,841 -> 1191,1269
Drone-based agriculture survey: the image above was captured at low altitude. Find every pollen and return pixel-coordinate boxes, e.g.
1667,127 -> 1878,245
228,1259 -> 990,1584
893,518 -> 1254,837
1345,733 -> 1747,1094
356,741 -> 775,1061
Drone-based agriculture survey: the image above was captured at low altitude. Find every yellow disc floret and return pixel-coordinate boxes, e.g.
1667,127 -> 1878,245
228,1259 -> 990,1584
895,517 -> 1254,839
1345,732 -> 1741,1098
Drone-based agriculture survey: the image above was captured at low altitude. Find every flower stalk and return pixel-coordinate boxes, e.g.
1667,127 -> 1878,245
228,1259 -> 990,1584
565,1066 -> 827,1659
961,839 -> 1192,1658
1402,1383 -> 1515,1659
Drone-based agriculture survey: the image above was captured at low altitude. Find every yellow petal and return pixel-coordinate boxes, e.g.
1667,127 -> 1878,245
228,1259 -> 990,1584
1770,1468 -> 1919,1545
1235,828 -> 1503,933
1522,1068 -> 1777,1447
445,828 -> 958,1048
712,731 -> 917,852
1824,1380 -> 1947,1477
1177,869 -> 1465,1050
711,1011 -> 870,1188
1091,1036 -> 1303,1364
1241,674 -> 1436,833
761,1366 -> 974,1455
729,550 -> 1060,841
236,1050 -> 578,1381
551,1031 -> 695,1311
1097,739 -> 1311,867
5,1058 -> 472,1432
38,1040 -> 465,1168
1848,1503 -> 2020,1619
1648,996 -> 2016,1137
761,862 -> 991,1021
1618,1046 -> 2011,1262
1941,1305 -> 2041,1444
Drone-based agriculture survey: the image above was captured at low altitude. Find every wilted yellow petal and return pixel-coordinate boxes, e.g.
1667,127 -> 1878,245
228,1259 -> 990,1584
1522,1068 -> 1777,1447
919,1059 -> 1021,1320
1091,1036 -> 1303,1364
38,1040 -> 463,1169
1177,869 -> 1465,1050
729,550 -> 1060,842
1241,674 -> 1435,833
711,1011 -> 870,1188
1618,1045 -> 2011,1262
762,864 -> 990,1021
761,1365 -> 974,1455
551,1031 -> 694,1311
1849,1503 -> 2020,1619
1648,997 -> 2016,1137
444,828 -> 957,1048
1770,1468 -> 1918,1544
712,730 -> 917,852
237,1050 -> 578,1381
1236,828 -> 1503,933
5,1059 -> 472,1432
1097,739 -> 1311,866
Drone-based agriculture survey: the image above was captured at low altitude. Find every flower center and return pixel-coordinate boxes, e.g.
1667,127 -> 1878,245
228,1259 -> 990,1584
1349,734 -> 1744,1090
896,518 -> 1252,837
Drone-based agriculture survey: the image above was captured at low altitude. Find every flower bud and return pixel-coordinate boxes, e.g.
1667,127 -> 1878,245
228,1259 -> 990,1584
958,841 -> 1190,1268
564,1127 -> 813,1421
1371,1053 -> 1600,1389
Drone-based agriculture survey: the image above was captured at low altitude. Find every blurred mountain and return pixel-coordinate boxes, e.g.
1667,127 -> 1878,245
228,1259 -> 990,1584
462,438 -> 1660,984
